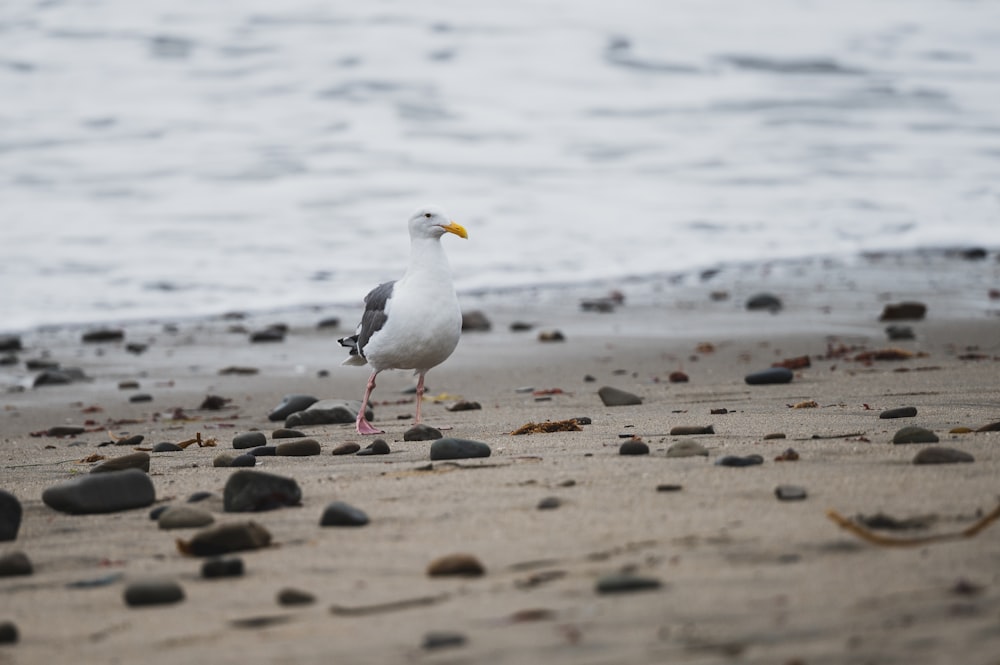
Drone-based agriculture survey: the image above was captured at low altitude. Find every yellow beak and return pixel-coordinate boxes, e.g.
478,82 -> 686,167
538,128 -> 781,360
441,221 -> 468,239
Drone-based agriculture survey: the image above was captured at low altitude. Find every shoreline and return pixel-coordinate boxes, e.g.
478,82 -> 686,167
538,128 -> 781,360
1,250 -> 1000,664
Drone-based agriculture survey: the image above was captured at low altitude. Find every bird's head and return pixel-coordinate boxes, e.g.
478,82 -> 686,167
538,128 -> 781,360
408,206 -> 468,240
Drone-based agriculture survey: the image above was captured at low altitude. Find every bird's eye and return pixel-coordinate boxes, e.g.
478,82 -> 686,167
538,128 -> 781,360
424,213 -> 432,218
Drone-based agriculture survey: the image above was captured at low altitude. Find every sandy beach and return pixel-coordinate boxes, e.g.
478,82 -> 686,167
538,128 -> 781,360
2,250 -> 1000,664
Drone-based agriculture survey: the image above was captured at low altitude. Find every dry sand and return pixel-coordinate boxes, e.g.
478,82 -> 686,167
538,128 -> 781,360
2,251 -> 1000,664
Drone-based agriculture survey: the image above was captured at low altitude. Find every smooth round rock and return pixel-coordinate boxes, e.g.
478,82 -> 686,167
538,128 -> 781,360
271,428 -> 306,439
885,325 -> 915,340
123,579 -> 184,607
82,328 -> 124,343
598,386 -> 642,406
666,440 -> 708,458
275,439 -> 321,456
47,426 -> 86,437
775,485 -> 808,501
91,452 -> 150,474
149,505 -> 169,520
250,446 -> 276,457
201,557 -> 244,579
892,426 -> 939,444
285,399 -> 371,428
429,438 -> 490,461
423,631 -> 467,650
129,393 -> 153,403
230,453 -> 257,467
233,432 -> 267,450
0,551 -> 32,577
0,621 -> 18,644
152,442 -> 183,452
157,505 -> 215,530
427,553 -> 485,577
42,469 -> 155,514
880,301 -> 926,321
404,424 -> 443,441
331,442 -> 361,456
213,454 -> 234,468
320,501 -> 369,527
268,394 -> 318,422
537,496 -> 561,510
715,454 -> 764,467
277,588 -> 316,606
0,490 -> 22,541
357,439 -> 391,456
670,425 -> 714,435
745,367 -> 793,385
656,484 -> 683,492
223,470 -> 302,512
745,293 -> 783,312
619,440 -> 649,456
596,573 -> 662,594
880,406 -> 917,419
180,521 -> 272,556
913,446 -> 975,465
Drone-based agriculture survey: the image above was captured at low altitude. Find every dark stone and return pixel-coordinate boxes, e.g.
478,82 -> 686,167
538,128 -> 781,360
0,354 -> 17,366
0,621 -> 19,644
357,439 -> 391,456
201,557 -> 244,579
42,469 -> 156,514
113,434 -> 144,446
574,416 -> 592,425
509,321 -> 533,332
284,399 -> 371,428
0,335 -> 22,352
180,521 -> 272,556
199,395 -> 229,410
25,358 -> 59,370
187,491 -> 214,503
427,553 -> 485,577
250,446 -> 277,457
230,453 -> 257,467
669,425 -> 714,435
423,631 -> 467,650
233,432 -> 267,450
0,490 -> 22,541
745,293 -> 782,312
537,496 -> 561,510
774,485 -> 808,501
0,551 -> 32,576
47,426 -> 86,437
404,424 -> 443,441
316,316 -> 340,329
223,470 -> 302,512
656,484 -> 683,492
128,393 -> 153,403
319,501 -> 369,527
331,442 -> 360,456
885,325 -> 915,340
598,386 -> 642,406
595,573 -> 662,594
33,368 -> 89,387
123,579 -> 184,606
429,438 -> 490,461
125,342 -> 148,354
538,330 -> 565,342
149,505 -> 169,520
715,454 -> 764,467
619,440 -> 649,456
250,328 -> 284,343
91,452 -> 150,474
892,426 -> 939,444
152,442 -> 183,452
461,310 -> 492,331
267,394 -> 318,422
880,301 -> 927,321
745,367 -> 793,385
960,247 -> 988,260
275,439 -> 321,456
158,505 -> 214,529
213,454 -> 234,468
271,428 -> 306,439
82,328 -> 124,343
447,400 -> 482,412
277,588 -> 316,606
763,432 -> 786,440
880,406 -> 917,419
913,446 -> 974,465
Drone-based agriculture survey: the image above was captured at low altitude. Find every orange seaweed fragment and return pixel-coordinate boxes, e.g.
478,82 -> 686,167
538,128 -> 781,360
510,420 -> 582,435
827,502 -> 1000,547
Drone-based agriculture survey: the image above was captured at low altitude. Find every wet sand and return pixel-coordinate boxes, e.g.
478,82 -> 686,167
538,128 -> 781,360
2,251 -> 1000,664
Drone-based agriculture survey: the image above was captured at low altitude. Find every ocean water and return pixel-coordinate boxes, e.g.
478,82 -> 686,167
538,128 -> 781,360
2,0 -> 999,332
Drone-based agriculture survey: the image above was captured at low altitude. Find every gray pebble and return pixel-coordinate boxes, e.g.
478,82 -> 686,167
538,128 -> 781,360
284,399 -> 371,428
0,490 -> 22,541
231,453 -> 257,467
275,439 -> 321,456
423,631 -> 467,650
595,573 -> 662,594
123,579 -> 185,607
745,367 -> 793,385
745,293 -> 782,312
180,521 -> 272,556
213,454 -> 234,467
357,439 -> 391,456
537,496 -> 561,510
157,505 -> 215,530
250,446 -> 276,457
0,621 -> 18,644
619,440 -> 649,456
277,588 -> 316,606
880,406 -> 917,419
271,428 -> 306,439
42,468 -> 155,514
331,442 -> 360,455
913,446 -> 975,465
670,425 -> 714,435
201,557 -> 244,579
892,426 -> 939,444
0,551 -> 32,577
152,442 -> 183,452
774,485 -> 808,501
598,386 -> 642,406
715,454 -> 764,467
429,438 -> 490,461
666,440 -> 708,458
404,424 -> 443,441
268,394 -> 318,422
223,470 -> 302,512
128,393 -> 153,403
233,432 -> 267,450
320,501 -> 369,527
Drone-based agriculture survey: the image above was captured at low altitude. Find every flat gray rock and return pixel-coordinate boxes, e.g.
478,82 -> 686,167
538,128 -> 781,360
892,426 -> 939,444
0,490 -> 21,541
268,394 -> 318,422
320,501 -> 369,527
42,469 -> 155,514
913,446 -> 974,464
158,505 -> 215,530
598,386 -> 642,406
123,579 -> 184,607
223,470 -> 302,512
284,399 -> 372,428
429,438 -> 491,461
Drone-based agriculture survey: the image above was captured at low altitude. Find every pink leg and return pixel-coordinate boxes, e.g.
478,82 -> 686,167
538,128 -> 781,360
356,370 -> 384,435
414,372 -> 426,424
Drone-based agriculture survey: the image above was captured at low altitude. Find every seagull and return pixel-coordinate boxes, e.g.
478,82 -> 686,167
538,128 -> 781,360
338,206 -> 468,434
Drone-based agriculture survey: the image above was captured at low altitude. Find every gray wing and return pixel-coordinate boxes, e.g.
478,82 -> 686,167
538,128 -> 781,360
344,280 -> 395,359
